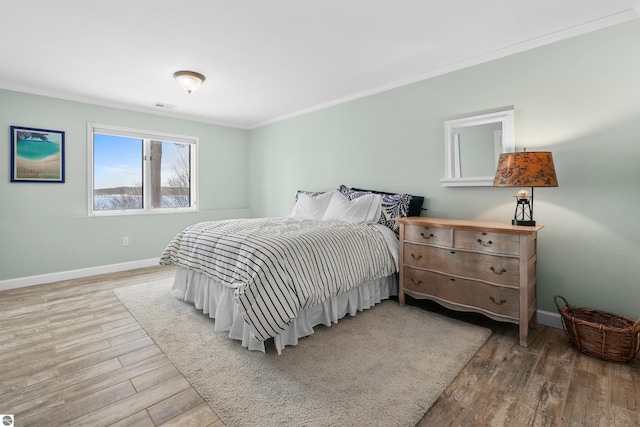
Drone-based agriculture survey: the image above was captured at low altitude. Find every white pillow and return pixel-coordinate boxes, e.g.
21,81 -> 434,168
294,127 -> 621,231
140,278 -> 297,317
366,194 -> 383,223
322,191 -> 382,223
290,190 -> 334,220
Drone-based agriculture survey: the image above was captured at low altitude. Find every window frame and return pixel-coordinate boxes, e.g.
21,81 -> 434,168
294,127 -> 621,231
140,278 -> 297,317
87,122 -> 199,216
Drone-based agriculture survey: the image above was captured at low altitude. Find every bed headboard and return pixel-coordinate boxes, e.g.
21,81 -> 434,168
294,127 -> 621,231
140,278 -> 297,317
350,187 -> 424,217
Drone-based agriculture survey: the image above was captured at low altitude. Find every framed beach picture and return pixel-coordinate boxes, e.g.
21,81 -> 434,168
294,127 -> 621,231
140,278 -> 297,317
11,126 -> 65,183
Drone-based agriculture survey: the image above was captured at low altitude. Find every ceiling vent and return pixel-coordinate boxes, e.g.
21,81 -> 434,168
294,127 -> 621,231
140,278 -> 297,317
153,102 -> 177,109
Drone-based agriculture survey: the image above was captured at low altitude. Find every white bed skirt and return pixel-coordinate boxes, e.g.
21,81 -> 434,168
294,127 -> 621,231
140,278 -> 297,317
171,267 -> 398,353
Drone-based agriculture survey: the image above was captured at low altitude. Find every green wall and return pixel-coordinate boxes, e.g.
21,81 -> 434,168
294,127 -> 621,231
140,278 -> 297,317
0,90 -> 250,281
248,20 -> 640,319
2,20 -> 638,320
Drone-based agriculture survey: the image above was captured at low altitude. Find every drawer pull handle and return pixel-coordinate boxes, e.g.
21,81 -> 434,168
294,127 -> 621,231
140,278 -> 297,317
490,296 -> 507,305
490,267 -> 507,274
410,278 -> 422,286
477,238 -> 493,247
420,232 -> 435,239
411,253 -> 422,260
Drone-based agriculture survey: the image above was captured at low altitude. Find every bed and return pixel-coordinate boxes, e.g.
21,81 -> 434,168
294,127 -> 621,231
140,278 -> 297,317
159,185 -> 424,353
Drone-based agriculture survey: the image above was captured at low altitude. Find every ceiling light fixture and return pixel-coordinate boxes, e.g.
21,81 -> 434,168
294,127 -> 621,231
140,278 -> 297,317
173,70 -> 206,94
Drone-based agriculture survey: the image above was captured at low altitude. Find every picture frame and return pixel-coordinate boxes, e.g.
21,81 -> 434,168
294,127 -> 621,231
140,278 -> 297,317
10,126 -> 65,183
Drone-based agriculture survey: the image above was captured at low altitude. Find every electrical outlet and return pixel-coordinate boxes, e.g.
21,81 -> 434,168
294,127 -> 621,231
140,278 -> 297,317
122,237 -> 129,247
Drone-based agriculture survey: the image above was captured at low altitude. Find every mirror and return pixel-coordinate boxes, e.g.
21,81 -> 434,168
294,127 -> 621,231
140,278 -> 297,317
440,109 -> 515,186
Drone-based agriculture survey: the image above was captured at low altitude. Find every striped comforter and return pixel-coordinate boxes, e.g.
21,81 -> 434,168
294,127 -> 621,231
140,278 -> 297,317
159,217 -> 397,342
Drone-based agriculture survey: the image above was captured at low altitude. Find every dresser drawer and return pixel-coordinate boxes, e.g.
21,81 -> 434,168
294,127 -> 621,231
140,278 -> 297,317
454,229 -> 520,255
403,243 -> 520,286
403,224 -> 452,246
403,267 -> 520,319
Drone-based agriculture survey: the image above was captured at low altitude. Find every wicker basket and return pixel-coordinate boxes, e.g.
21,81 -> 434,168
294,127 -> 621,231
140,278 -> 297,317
554,295 -> 640,363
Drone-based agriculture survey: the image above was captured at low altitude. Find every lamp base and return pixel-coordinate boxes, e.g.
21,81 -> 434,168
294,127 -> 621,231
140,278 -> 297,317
512,219 -> 536,226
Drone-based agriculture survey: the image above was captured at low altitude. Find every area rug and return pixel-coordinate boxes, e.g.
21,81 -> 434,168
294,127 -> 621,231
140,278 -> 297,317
114,277 -> 491,427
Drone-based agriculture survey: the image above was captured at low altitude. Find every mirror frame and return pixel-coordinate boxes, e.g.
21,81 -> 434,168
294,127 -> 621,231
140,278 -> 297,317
440,109 -> 515,187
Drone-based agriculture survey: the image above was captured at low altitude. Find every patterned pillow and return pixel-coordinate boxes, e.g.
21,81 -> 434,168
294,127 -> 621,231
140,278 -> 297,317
350,186 -> 424,217
377,193 -> 413,234
337,184 -> 368,200
337,185 -> 417,235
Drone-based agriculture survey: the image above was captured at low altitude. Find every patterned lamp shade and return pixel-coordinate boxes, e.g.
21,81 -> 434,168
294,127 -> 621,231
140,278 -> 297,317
493,151 -> 558,187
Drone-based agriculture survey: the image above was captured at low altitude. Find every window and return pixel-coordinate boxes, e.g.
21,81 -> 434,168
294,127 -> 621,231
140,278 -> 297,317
88,123 -> 198,215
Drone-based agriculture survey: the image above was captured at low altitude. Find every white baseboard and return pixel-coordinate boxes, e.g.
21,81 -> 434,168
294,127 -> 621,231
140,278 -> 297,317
0,258 -> 160,292
537,309 -> 563,329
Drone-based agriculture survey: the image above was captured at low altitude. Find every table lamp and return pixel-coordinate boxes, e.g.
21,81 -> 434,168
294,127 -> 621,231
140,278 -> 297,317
493,151 -> 558,226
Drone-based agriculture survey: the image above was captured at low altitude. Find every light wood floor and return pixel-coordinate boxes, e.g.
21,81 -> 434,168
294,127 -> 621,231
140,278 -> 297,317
0,266 -> 638,427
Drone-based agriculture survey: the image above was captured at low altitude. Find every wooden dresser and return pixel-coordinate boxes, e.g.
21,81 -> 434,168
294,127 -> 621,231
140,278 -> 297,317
397,217 -> 543,346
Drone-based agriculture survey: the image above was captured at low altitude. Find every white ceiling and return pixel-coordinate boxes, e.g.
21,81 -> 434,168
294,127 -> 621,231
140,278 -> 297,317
1,1 -> 638,129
